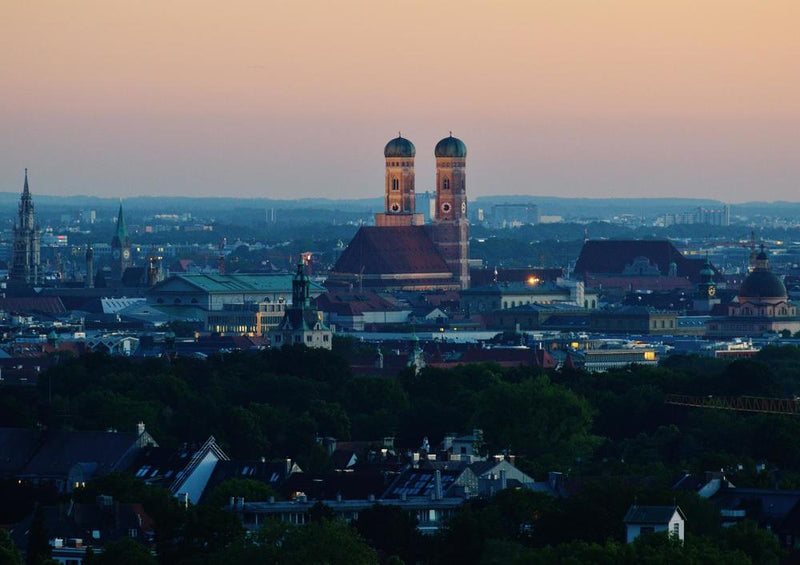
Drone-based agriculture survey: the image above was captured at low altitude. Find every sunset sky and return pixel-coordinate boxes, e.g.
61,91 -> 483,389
2,0 -> 798,202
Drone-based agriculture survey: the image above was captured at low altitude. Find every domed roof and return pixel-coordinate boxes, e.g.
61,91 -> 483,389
739,270 -> 787,299
739,249 -> 786,299
435,134 -> 467,158
384,135 -> 416,158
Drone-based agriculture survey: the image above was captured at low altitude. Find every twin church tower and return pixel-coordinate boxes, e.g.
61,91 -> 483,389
329,134 -> 470,291
376,133 -> 468,229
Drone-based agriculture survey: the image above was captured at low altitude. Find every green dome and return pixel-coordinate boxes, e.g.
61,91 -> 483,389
384,136 -> 416,158
700,260 -> 715,277
739,270 -> 786,299
435,135 -> 467,158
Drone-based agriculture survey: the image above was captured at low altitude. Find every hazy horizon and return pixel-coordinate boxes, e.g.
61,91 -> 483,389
3,1 -> 798,203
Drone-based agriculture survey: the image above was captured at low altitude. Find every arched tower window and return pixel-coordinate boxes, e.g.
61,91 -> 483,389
443,178 -> 450,190
392,179 -> 399,190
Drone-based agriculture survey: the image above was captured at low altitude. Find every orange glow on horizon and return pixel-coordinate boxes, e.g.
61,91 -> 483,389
1,1 -> 799,200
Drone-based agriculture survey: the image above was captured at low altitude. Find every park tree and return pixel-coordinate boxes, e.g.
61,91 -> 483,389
0,530 -> 23,565
89,538 -> 157,565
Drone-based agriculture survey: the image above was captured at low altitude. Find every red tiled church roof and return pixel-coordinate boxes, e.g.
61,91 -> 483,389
332,226 -> 451,275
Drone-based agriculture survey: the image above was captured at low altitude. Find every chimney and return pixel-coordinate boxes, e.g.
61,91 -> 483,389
285,458 -> 292,477
434,470 -> 443,500
442,435 -> 455,452
499,469 -> 507,490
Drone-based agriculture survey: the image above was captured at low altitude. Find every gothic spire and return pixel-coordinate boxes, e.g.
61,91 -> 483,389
23,168 -> 29,194
116,200 -> 128,241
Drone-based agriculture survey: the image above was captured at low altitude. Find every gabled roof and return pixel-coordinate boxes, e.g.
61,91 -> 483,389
0,297 -> 66,315
13,428 -> 155,479
150,273 -> 324,295
383,467 -> 460,499
623,505 -> 684,524
280,471 -> 389,501
316,291 -> 406,316
11,500 -> 155,553
575,240 -> 708,282
332,226 -> 451,276
202,459 -> 299,502
0,427 -> 41,475
169,436 -> 229,499
276,308 -> 328,332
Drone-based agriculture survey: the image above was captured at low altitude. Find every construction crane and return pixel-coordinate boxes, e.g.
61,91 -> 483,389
665,394 -> 800,416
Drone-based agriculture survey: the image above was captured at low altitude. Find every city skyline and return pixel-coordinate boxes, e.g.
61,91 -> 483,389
2,0 -> 799,202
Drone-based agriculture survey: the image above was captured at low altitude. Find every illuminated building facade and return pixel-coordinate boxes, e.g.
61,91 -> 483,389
329,134 -> 471,291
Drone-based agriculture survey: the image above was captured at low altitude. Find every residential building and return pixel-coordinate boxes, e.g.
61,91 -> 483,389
623,505 -> 686,543
11,496 -> 155,565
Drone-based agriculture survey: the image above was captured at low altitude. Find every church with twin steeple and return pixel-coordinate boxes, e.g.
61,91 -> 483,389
327,134 -> 470,291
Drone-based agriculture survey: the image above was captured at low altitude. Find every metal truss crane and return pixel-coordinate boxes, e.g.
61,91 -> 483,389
665,394 -> 800,416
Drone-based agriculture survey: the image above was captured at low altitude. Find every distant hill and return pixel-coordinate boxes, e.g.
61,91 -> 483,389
0,191 -> 796,222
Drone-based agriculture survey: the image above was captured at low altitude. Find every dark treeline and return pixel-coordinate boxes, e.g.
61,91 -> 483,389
5,344 -> 800,564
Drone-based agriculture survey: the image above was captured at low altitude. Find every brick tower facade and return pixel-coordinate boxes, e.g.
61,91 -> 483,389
429,134 -> 470,289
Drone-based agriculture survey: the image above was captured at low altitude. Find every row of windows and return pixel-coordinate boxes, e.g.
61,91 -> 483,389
388,161 -> 412,167
273,333 -> 330,343
738,307 -> 791,316
439,178 -> 465,190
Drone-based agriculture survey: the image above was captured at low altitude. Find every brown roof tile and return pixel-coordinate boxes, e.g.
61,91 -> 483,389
332,226 -> 451,276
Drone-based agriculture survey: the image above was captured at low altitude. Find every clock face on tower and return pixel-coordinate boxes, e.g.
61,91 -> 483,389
708,286 -> 716,297
441,203 -> 451,213
461,202 -> 467,214
122,249 -> 131,260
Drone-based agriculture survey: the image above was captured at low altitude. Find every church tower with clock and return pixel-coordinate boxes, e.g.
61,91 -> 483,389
692,258 -> 720,312
375,135 -> 424,227
328,133 -> 471,291
428,134 -> 470,289
111,202 -> 131,279
10,169 -> 41,286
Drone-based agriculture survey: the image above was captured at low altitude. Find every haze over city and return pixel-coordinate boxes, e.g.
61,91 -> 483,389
2,0 -> 799,201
